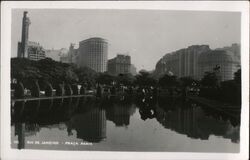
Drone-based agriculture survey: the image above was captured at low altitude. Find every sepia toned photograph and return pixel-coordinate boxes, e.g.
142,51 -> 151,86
1,1 -> 249,160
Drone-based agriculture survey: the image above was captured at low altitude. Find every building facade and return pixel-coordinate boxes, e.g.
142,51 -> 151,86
108,54 -> 131,75
155,44 -> 241,81
26,41 -> 46,61
215,43 -> 241,63
155,45 -> 210,79
198,50 -> 241,81
77,37 -> 108,72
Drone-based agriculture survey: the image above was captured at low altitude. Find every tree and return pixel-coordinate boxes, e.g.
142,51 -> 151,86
30,80 -> 40,97
11,58 -> 80,87
158,74 -> 178,87
179,77 -> 196,87
74,66 -> 97,87
220,80 -> 240,104
64,67 -> 79,83
11,58 -> 41,82
96,73 -> 115,85
14,82 -> 25,98
234,69 -> 241,84
116,73 -> 135,86
201,71 -> 219,88
135,70 -> 157,87
200,67 -> 221,99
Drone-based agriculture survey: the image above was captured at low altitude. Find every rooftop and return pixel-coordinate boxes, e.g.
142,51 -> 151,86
79,37 -> 108,44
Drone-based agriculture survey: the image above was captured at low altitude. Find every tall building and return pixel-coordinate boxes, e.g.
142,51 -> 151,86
18,11 -> 31,58
26,41 -> 46,61
77,37 -> 108,72
155,45 -> 210,79
215,43 -> 241,63
155,44 -> 241,81
198,50 -> 241,81
108,54 -> 131,75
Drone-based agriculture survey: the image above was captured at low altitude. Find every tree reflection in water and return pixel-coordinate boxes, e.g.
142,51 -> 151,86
11,95 -> 240,150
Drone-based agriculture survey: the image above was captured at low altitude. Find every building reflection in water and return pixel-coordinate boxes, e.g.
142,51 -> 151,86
155,98 -> 240,143
11,96 -> 240,150
12,98 -> 79,149
67,99 -> 107,143
106,97 -> 136,127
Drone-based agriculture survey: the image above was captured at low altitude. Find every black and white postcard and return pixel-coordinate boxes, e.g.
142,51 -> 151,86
1,1 -> 249,160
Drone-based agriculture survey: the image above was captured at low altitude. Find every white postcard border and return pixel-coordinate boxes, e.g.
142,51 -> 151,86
1,1 -> 249,160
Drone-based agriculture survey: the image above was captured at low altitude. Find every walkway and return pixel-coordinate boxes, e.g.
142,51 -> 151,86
188,95 -> 241,118
12,94 -> 94,102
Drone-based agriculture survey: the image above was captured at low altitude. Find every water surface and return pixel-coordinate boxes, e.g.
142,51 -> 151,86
11,96 -> 240,152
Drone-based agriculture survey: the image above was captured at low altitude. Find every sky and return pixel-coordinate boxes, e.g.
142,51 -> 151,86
11,9 -> 241,71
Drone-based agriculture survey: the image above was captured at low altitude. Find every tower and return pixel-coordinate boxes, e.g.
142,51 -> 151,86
18,11 -> 31,58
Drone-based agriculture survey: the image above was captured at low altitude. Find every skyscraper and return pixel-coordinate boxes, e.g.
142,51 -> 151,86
77,37 -> 108,72
18,11 -> 31,58
155,45 -> 210,79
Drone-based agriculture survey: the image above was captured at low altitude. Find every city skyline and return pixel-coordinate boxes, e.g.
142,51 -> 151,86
11,9 -> 241,71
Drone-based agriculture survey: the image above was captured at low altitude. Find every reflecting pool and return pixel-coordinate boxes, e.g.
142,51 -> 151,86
11,96 -> 240,152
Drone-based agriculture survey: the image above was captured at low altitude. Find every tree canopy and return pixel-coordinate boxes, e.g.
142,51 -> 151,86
158,74 -> 178,87
74,66 -> 98,87
11,58 -> 94,87
95,73 -> 115,85
135,70 -> 157,87
201,71 -> 219,87
116,73 -> 135,86
179,77 -> 198,88
234,69 -> 241,84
